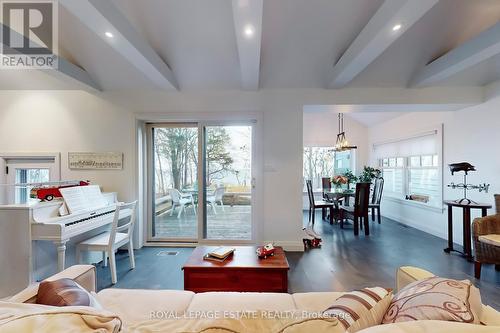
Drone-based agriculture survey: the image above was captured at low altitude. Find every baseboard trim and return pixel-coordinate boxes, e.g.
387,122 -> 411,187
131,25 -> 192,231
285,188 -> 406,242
143,240 -> 305,252
383,212 -> 452,245
264,241 -> 304,252
144,242 -> 196,248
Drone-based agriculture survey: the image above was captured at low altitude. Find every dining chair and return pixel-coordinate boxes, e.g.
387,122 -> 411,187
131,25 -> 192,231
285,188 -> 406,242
321,177 -> 331,198
339,182 -> 371,235
324,191 -> 345,223
369,177 -> 384,224
321,177 -> 332,219
169,189 -> 196,218
76,201 -> 137,285
306,180 -> 335,225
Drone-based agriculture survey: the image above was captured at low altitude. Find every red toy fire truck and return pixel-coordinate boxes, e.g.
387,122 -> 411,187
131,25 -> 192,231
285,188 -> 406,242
256,243 -> 275,259
30,181 -> 90,201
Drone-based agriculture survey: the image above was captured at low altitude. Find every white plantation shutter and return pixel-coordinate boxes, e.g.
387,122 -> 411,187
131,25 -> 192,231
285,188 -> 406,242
372,127 -> 442,207
373,130 -> 438,159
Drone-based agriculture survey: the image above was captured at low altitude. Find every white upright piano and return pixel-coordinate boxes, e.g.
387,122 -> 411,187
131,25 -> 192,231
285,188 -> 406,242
0,191 -> 130,298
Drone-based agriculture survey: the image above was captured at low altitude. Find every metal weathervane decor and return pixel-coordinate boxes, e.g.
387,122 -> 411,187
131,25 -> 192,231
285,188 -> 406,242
447,162 -> 490,205
333,113 -> 357,152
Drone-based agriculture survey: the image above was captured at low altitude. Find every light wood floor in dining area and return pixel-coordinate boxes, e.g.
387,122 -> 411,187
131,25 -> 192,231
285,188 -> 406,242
95,211 -> 500,310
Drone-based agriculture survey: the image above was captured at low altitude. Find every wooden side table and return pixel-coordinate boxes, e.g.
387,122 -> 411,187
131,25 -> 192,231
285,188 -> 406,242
443,200 -> 491,261
182,246 -> 289,293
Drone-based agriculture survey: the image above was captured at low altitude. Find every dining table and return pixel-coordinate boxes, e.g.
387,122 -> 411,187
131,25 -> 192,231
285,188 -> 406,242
322,188 -> 355,205
316,188 -> 356,224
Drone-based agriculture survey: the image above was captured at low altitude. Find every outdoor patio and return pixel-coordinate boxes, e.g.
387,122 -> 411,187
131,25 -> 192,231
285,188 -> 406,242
153,204 -> 251,240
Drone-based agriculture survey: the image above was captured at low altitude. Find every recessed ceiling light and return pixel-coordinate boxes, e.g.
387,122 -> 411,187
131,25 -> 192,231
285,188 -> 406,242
105,31 -> 114,38
243,25 -> 254,38
392,24 -> 402,32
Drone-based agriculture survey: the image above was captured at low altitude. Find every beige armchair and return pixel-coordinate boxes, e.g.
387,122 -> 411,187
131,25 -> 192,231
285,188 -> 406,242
472,194 -> 500,279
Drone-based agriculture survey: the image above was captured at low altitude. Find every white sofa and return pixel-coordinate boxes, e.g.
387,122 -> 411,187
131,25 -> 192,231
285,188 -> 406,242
6,265 -> 500,332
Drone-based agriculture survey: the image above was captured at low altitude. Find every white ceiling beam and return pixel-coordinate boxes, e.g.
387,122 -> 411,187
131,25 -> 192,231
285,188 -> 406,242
328,0 -> 438,89
43,57 -> 101,92
232,0 -> 263,90
60,0 -> 178,90
1,23 -> 100,92
411,22 -> 500,87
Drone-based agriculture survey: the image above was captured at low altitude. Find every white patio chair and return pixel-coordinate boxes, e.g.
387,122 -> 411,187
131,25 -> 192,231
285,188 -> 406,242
207,187 -> 225,214
169,189 -> 196,218
76,201 -> 137,285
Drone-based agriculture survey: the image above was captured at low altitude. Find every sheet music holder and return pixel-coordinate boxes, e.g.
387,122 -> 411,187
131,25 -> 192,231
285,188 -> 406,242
59,185 -> 107,214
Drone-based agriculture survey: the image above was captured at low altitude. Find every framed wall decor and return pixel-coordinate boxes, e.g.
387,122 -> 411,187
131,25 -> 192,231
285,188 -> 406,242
68,152 -> 123,170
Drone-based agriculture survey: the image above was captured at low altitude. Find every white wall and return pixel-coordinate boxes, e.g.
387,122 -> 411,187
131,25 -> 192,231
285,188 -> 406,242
368,95 -> 500,245
262,106 -> 303,248
0,91 -> 136,202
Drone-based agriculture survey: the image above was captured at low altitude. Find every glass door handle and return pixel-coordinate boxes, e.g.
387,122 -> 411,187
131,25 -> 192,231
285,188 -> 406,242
251,177 -> 256,189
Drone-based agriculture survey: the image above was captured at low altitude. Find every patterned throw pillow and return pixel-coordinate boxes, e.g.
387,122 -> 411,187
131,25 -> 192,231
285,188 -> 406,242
323,287 -> 393,332
382,276 -> 482,324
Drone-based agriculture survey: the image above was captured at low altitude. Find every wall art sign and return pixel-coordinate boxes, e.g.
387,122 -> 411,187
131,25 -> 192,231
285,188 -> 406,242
68,152 -> 123,170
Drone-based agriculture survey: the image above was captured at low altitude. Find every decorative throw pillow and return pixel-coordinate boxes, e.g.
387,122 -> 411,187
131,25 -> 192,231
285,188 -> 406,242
36,278 -> 100,307
382,276 -> 482,324
323,287 -> 393,332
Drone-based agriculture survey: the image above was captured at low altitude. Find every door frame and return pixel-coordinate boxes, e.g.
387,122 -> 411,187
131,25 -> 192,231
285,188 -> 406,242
198,121 -> 256,245
145,122 -> 199,243
140,112 -> 263,247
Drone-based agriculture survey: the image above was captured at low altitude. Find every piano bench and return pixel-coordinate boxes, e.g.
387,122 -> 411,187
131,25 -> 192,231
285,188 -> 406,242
8,265 -> 96,304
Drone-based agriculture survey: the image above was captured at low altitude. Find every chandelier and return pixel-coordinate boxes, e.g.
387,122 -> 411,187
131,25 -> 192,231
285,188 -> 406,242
333,113 -> 357,152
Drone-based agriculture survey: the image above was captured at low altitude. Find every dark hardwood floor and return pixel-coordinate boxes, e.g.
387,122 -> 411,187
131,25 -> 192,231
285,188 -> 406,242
95,212 -> 500,310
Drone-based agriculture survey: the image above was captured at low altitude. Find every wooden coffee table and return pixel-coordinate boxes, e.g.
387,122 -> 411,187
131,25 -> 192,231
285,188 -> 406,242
182,246 -> 289,293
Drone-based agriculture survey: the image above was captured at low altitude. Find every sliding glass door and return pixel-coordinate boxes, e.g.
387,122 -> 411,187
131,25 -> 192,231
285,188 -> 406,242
203,125 -> 252,240
148,122 -> 253,243
150,124 -> 199,241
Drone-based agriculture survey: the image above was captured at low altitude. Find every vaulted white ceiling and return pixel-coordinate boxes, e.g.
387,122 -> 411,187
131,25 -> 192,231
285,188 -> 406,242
110,0 -> 242,90
260,0 -> 384,89
1,0 -> 500,92
350,0 -> 500,87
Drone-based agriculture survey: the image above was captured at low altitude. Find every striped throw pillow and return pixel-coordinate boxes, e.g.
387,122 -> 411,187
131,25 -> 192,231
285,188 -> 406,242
323,287 -> 393,332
